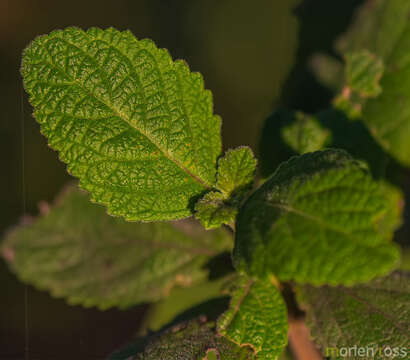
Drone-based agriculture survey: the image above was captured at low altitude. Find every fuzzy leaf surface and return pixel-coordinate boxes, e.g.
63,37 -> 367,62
21,27 -> 221,221
110,319 -> 255,360
1,187 -> 231,309
296,271 -> 410,359
234,150 -> 400,285
217,275 -> 288,359
195,191 -> 237,230
195,147 -> 256,229
216,147 -> 257,198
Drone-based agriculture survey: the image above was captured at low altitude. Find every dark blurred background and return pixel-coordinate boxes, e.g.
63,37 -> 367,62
0,0 -> 363,358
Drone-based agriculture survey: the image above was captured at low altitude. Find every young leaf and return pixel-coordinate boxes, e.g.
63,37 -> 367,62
234,149 -> 400,285
296,271 -> 410,359
333,50 -> 384,119
195,191 -> 238,230
21,27 -> 222,221
217,275 -> 288,359
280,112 -> 330,155
1,187 -> 232,310
110,318 -> 255,360
195,147 -> 257,229
345,50 -> 384,98
215,147 -> 257,198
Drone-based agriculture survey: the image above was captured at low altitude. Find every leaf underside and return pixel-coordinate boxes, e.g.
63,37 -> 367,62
234,149 -> 399,285
1,187 -> 231,309
217,275 -> 288,360
297,271 -> 410,360
21,27 -> 222,221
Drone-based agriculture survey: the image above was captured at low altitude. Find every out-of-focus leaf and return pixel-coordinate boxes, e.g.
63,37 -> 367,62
309,53 -> 344,91
195,147 -> 256,229
1,187 -> 232,309
345,50 -> 384,98
333,0 -> 410,166
296,271 -> 410,360
361,21 -> 410,166
281,112 -> 330,154
195,191 -> 237,230
334,50 -> 384,119
336,0 -> 410,61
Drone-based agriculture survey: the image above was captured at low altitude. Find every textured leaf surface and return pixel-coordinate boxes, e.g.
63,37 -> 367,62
234,150 -> 400,285
217,275 -> 288,359
1,187 -> 231,309
281,112 -> 330,154
195,191 -> 237,230
110,318 -> 255,360
215,147 -> 257,198
296,271 -> 410,359
195,147 -> 257,229
21,27 -> 222,221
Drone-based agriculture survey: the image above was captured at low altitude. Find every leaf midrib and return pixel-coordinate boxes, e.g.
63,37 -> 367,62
272,203 -> 363,242
34,33 -> 213,190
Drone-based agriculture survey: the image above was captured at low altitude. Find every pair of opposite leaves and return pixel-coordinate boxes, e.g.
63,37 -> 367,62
20,27 -> 400,286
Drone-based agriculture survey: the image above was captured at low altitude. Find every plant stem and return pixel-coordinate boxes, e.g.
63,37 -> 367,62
288,317 -> 322,360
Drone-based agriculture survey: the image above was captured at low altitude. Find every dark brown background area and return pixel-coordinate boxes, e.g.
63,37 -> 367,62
0,0 -> 362,359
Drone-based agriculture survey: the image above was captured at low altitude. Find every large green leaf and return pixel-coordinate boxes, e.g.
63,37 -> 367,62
1,187 -> 232,310
234,149 -> 400,285
336,0 -> 410,166
361,20 -> 410,166
109,318 -> 255,360
337,0 -> 410,62
21,27 -> 222,221
217,275 -> 288,359
296,271 -> 410,360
